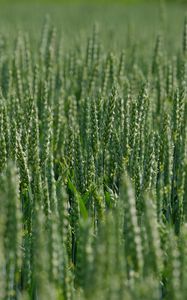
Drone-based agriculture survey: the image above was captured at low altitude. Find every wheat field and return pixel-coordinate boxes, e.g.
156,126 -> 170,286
0,2 -> 187,299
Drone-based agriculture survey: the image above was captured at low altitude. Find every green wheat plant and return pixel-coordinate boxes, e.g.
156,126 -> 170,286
0,4 -> 187,300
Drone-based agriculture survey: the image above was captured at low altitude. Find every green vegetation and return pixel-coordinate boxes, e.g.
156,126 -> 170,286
0,2 -> 187,300
0,0 -> 185,4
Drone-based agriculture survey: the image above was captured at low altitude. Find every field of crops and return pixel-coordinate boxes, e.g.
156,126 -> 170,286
0,2 -> 187,299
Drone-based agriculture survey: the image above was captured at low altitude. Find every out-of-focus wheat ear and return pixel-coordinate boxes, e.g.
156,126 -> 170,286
55,181 -> 71,294
178,224 -> 187,297
153,131 -> 162,220
67,180 -> 81,266
16,133 -> 32,233
123,89 -> 131,165
102,55 -> 110,96
47,150 -> 58,214
0,92 -> 9,159
183,16 -> 187,57
41,83 -> 52,176
16,133 -> 30,191
53,85 -> 65,156
165,229 -> 182,300
14,32 -> 24,102
33,63 -> 39,103
64,96 -> 77,171
143,132 -> 157,192
158,113 -> 173,221
86,37 -> 92,71
143,193 -> 163,275
115,93 -> 124,140
89,62 -> 99,97
75,219 -> 93,293
96,90 -> 103,138
87,216 -> 106,297
6,60 -> 13,100
139,84 -> 150,168
111,205 -> 127,297
31,204 -> 56,300
62,247 -> 75,300
82,96 -> 91,147
92,23 -> 100,66
80,63 -> 89,99
0,175 -> 6,298
28,101 -> 43,205
48,211 -> 62,285
104,212 -> 126,299
56,179 -> 70,245
9,118 -> 17,162
172,89 -> 185,143
183,153 -> 187,221
109,52 -> 117,87
65,126 -> 75,173
92,188 -> 105,226
46,26 -> 56,104
120,173 -> 143,275
0,109 -> 7,173
28,101 -> 40,173
86,147 -> 95,190
172,56 -> 177,94
128,89 -> 137,161
152,33 -> 163,75
2,163 -> 22,299
74,135 -> 85,193
39,15 -> 51,67
166,61 -> 173,100
42,175 -> 51,221
90,97 -> 99,160
171,89 -> 185,233
118,50 -> 125,82
24,33 -> 33,97
103,86 -> 117,148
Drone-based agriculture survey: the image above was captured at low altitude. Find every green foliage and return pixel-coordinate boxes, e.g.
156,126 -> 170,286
0,4 -> 187,300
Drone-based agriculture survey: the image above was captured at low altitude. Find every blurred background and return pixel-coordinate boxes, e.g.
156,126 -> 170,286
0,0 -> 186,3
0,0 -> 186,57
